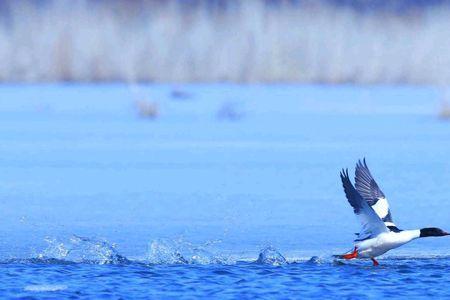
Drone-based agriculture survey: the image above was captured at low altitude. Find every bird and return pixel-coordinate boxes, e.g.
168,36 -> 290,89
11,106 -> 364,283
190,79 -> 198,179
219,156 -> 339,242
336,159 -> 449,266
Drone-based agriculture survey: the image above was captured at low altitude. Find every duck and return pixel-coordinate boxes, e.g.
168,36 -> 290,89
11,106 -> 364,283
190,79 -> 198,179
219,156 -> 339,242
336,159 -> 449,266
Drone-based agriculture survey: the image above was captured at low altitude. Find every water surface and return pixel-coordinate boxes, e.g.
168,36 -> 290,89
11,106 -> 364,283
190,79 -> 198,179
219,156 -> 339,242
0,84 -> 449,298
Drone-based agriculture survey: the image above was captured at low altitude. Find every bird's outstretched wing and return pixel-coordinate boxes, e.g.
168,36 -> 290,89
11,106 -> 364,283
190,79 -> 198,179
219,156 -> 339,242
340,169 -> 389,241
355,159 -> 398,230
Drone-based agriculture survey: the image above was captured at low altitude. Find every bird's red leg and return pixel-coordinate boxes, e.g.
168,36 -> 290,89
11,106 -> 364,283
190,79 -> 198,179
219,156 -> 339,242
341,247 -> 358,260
371,258 -> 379,266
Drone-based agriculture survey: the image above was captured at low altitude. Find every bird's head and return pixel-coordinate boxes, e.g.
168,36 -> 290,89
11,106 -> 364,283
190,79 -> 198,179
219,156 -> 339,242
420,227 -> 450,237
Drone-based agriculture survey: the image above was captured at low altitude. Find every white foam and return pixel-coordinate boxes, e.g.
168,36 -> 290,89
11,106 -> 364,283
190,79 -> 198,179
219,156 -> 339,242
24,284 -> 68,292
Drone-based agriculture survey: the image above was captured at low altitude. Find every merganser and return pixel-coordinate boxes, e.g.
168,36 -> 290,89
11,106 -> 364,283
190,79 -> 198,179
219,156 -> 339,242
336,159 -> 449,266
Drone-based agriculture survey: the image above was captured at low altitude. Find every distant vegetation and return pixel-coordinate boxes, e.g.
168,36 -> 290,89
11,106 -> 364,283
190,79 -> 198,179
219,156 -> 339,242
1,0 -> 450,84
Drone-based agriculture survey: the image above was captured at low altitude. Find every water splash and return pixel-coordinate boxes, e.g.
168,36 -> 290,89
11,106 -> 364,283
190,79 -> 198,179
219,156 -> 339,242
148,239 -> 189,264
148,238 -> 232,265
308,256 -> 321,264
7,236 -> 450,267
306,255 -> 336,265
69,235 -> 130,264
255,246 -> 288,266
40,237 -> 71,260
37,235 -> 129,265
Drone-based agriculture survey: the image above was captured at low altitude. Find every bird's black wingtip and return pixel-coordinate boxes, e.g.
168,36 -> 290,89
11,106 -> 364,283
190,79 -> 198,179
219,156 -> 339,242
356,157 -> 369,171
340,168 -> 350,181
356,157 -> 365,167
363,157 -> 368,168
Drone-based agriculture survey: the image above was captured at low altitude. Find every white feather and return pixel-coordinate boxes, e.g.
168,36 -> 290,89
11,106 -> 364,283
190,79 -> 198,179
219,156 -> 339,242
356,230 -> 421,258
372,197 -> 389,219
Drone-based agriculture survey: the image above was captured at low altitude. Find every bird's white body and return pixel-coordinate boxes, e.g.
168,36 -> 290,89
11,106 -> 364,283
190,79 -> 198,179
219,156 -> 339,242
355,230 -> 420,258
338,160 -> 448,265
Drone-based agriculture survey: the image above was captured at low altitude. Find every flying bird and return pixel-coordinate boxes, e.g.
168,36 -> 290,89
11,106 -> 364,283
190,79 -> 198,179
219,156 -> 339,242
336,159 -> 449,266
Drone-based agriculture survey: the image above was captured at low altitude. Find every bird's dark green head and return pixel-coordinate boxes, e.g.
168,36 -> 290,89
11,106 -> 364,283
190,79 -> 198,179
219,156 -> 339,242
420,227 -> 450,237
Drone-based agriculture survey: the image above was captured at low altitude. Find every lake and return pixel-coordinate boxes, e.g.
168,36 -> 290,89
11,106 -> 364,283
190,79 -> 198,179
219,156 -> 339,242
0,84 -> 449,298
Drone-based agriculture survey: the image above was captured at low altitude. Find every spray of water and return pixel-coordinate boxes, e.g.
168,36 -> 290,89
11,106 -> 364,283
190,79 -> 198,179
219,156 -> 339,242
37,235 -> 129,264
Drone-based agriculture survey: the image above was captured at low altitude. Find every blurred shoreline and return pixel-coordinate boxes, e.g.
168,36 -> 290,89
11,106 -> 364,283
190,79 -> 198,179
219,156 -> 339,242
2,0 -> 450,84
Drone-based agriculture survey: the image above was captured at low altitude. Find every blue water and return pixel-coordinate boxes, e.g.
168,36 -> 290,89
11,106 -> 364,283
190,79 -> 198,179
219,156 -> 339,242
0,84 -> 450,298
3,256 -> 450,299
